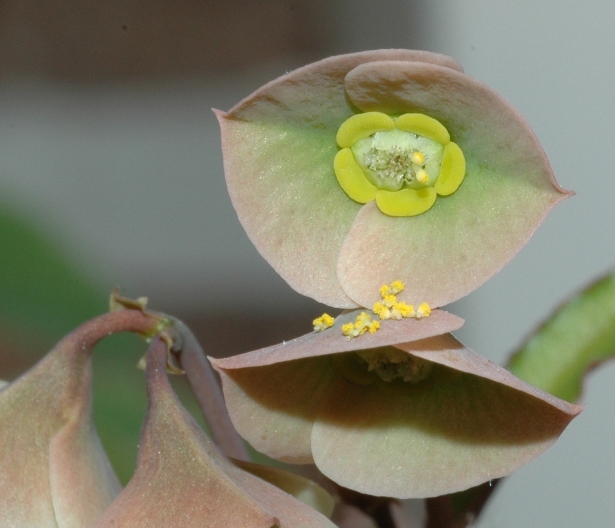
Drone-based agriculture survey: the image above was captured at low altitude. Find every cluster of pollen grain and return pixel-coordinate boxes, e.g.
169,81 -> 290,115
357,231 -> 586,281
342,312 -> 380,340
373,281 -> 412,320
373,281 -> 431,321
357,347 -> 433,383
380,280 -> 405,297
312,282 -> 430,339
313,313 -> 335,332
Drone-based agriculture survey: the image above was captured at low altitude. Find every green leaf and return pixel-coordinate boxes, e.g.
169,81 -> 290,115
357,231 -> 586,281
0,204 -> 105,346
0,203 -> 213,485
508,271 -> 615,402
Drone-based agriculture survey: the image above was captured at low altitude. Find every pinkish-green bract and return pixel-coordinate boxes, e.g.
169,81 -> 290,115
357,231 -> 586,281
217,50 -> 570,310
211,311 -> 581,498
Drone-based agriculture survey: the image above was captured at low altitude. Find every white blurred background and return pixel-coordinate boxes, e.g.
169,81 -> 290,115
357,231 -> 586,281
1,1 -> 614,525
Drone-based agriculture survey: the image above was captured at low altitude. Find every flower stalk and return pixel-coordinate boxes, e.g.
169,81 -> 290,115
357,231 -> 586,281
170,318 -> 250,461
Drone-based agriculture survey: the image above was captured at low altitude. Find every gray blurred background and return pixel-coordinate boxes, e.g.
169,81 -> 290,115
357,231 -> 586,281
1,1 -> 614,525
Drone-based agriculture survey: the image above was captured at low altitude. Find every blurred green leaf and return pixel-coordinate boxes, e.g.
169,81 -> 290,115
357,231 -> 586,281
508,270 -> 615,402
0,204 -> 105,344
0,203 -> 142,482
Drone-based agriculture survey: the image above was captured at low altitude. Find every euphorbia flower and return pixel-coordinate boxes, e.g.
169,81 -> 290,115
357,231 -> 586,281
215,50 -> 579,500
94,334 -> 336,528
217,50 -> 570,309
0,305 -> 165,527
210,310 -> 582,498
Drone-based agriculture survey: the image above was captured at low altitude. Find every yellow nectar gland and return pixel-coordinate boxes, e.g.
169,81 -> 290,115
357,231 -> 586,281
334,112 -> 466,217
313,313 -> 335,332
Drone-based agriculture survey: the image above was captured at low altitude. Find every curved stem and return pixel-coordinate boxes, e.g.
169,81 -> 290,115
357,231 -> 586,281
172,319 -> 249,461
61,307 -> 167,358
425,496 -> 453,528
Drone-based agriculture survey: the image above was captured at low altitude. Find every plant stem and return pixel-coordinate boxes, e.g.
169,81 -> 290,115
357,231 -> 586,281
424,479 -> 501,528
172,319 -> 249,461
425,496 -> 453,528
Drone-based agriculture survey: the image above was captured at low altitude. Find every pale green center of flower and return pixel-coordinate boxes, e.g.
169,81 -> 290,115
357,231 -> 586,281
352,129 -> 444,191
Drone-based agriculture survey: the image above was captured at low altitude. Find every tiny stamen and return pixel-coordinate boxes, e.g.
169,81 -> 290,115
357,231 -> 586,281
313,313 -> 335,332
416,303 -> 431,318
416,169 -> 429,184
411,151 -> 425,165
374,281 -> 428,321
342,312 -> 380,339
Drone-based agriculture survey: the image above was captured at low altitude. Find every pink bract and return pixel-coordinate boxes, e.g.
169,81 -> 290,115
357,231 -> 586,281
211,317 -> 581,498
0,310 -> 160,527
217,50 -> 569,309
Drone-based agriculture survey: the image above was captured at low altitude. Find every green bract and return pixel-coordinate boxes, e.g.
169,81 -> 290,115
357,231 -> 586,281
217,50 -> 569,309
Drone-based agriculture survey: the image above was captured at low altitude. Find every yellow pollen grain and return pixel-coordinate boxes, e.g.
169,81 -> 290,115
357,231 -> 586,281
384,294 -> 398,308
373,302 -> 385,316
416,303 -> 431,318
356,312 -> 371,330
416,169 -> 429,184
390,280 -> 405,293
411,151 -> 425,165
393,302 -> 415,319
313,313 -> 335,332
342,312 -> 381,339
342,322 -> 356,337
379,284 -> 391,297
